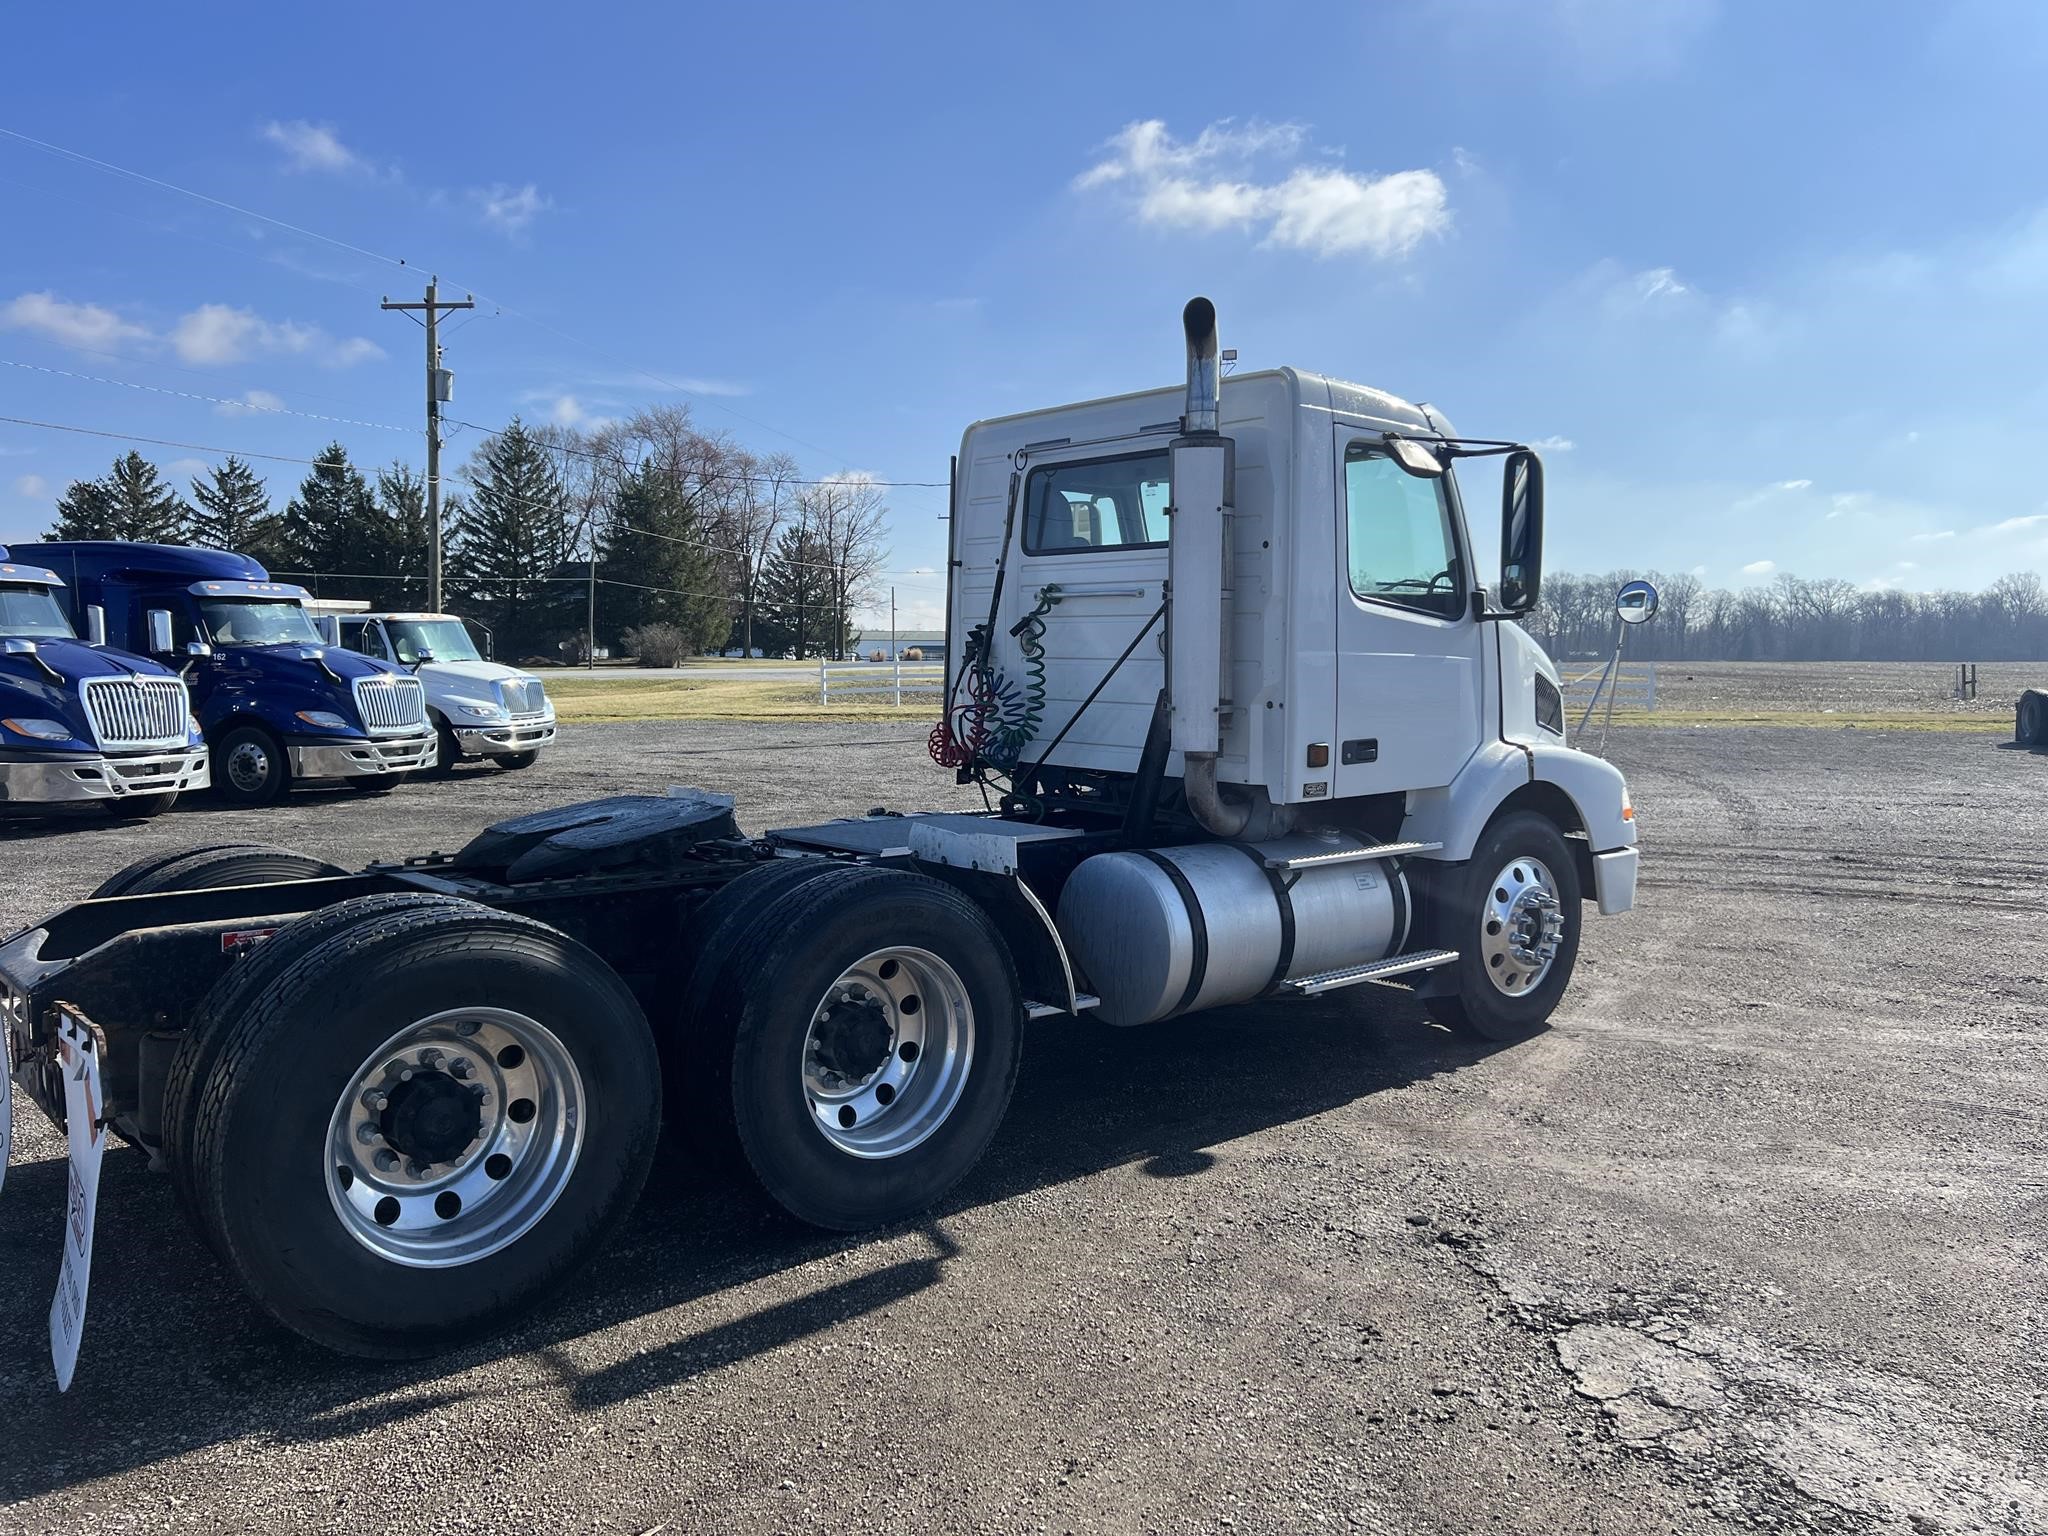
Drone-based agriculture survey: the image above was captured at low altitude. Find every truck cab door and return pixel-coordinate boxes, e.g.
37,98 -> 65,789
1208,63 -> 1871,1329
1330,427 -> 1486,795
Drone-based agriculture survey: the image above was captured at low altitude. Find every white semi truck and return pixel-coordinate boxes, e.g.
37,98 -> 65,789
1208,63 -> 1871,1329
0,299 -> 1637,1373
323,611 -> 557,771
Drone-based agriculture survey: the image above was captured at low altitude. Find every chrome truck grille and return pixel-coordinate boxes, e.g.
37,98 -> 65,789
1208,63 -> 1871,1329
500,677 -> 548,716
352,674 -> 428,734
82,675 -> 189,749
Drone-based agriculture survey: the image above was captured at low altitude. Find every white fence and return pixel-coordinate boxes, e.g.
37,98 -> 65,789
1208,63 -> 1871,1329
1562,660 -> 1658,723
818,657 -> 944,706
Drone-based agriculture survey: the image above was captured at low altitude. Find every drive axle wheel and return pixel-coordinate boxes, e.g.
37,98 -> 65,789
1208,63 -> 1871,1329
185,900 -> 660,1357
1423,810 -> 1583,1043
690,864 -> 1022,1231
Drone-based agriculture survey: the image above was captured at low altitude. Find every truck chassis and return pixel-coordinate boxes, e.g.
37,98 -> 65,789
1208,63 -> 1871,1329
0,784 -> 1575,1367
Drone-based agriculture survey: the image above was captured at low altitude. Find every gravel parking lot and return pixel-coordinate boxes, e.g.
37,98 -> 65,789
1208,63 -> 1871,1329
1,721 -> 2041,1534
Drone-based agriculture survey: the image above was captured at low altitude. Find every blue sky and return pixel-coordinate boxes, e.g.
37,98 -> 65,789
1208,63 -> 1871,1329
3,0 -> 2046,627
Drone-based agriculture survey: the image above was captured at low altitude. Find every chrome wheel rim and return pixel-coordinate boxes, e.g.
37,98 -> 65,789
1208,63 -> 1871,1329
225,739 -> 271,793
1479,856 -> 1565,997
324,1007 -> 584,1268
801,946 -> 974,1159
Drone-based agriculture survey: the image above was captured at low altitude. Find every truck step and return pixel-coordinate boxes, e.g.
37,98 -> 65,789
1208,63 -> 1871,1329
1288,948 -> 1459,996
1265,840 -> 1443,871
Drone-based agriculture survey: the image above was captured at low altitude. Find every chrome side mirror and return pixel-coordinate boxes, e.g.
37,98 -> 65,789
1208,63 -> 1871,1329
1616,580 -> 1659,625
146,608 -> 175,654
85,605 -> 107,646
1498,449 -> 1546,614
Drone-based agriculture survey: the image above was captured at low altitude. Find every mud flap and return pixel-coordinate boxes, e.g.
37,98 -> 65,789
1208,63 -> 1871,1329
49,1009 -> 106,1392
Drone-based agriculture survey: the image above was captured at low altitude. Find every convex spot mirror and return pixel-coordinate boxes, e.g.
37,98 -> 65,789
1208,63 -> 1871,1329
1386,436 -> 1446,478
1616,580 -> 1659,625
1499,449 -> 1546,614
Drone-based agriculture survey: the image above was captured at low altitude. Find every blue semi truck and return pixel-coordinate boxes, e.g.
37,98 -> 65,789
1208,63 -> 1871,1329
0,546 -> 209,817
12,542 -> 437,805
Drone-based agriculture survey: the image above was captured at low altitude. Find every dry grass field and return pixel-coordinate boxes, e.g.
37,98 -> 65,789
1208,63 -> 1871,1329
548,659 -> 2041,730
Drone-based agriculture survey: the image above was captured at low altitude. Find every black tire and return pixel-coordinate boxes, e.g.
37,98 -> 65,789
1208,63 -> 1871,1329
344,774 -> 407,793
88,842 -> 344,901
496,751 -> 539,770
211,723 -> 289,806
431,719 -> 461,775
2019,691 -> 2047,747
104,791 -> 178,819
165,892 -> 464,1234
662,857 -> 853,1170
700,865 -> 1022,1231
1420,810 -> 1583,1043
185,900 -> 661,1358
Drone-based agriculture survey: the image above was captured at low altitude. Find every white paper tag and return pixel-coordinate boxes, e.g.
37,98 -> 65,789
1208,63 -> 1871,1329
49,1011 -> 106,1393
0,1017 -> 13,1199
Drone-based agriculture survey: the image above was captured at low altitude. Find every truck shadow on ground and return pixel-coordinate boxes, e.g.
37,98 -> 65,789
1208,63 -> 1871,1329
0,992 -> 1503,1502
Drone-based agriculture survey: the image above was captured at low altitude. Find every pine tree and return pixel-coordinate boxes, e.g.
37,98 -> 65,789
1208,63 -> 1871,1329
372,462 -> 434,608
451,420 -> 572,655
276,443 -> 382,595
47,477 -> 118,540
106,452 -> 192,542
757,520 -> 831,659
46,452 -> 191,541
189,457 -> 279,561
600,462 -> 726,655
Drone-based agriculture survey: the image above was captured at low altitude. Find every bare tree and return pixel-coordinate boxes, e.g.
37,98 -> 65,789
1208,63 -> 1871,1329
803,474 -> 889,659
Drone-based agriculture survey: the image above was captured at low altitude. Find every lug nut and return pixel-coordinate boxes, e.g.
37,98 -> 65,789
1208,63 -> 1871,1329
362,1089 -> 389,1112
417,1047 -> 444,1070
373,1148 -> 398,1172
407,1160 -> 431,1179
449,1057 -> 473,1080
356,1122 -> 380,1144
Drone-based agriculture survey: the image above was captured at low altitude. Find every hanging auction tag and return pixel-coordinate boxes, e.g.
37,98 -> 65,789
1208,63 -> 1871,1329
49,1009 -> 106,1393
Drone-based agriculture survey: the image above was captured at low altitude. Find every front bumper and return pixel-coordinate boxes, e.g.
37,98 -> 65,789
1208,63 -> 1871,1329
288,729 -> 437,780
0,745 -> 210,805
452,718 -> 557,757
1591,847 -> 1639,916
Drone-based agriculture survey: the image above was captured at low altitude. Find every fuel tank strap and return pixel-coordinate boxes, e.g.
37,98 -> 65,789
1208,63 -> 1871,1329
1131,848 -> 1208,1019
1227,842 -> 1296,995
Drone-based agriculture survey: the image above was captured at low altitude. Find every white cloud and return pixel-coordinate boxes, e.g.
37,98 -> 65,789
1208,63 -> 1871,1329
1741,559 -> 1775,575
213,388 -> 287,419
1690,564 -> 1707,577
170,303 -> 382,368
1528,435 -> 1575,452
1,291 -> 150,352
1733,478 -> 1814,510
1774,478 -> 1812,491
1635,267 -> 1691,301
1895,560 -> 1917,570
1980,513 -> 2048,535
1077,119 -> 1449,260
471,183 -> 551,236
1906,529 -> 1956,543
542,394 -> 615,431
261,120 -> 366,175
1826,492 -> 1870,519
12,474 -> 48,499
167,458 -> 208,478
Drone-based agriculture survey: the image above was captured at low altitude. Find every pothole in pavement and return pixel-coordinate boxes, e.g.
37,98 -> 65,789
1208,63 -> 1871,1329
1419,1225 -> 2043,1534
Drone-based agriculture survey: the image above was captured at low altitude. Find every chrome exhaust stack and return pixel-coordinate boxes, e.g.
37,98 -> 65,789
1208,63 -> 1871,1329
1167,297 -> 1267,838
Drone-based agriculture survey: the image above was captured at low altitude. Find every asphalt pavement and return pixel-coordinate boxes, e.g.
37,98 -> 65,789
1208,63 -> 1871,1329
0,721 -> 2040,1534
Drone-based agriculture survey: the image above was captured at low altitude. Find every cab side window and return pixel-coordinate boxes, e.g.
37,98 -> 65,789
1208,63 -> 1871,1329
1022,451 -> 1171,554
1344,443 -> 1462,619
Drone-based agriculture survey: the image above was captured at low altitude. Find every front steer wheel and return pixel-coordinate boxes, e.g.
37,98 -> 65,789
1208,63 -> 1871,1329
685,865 -> 1023,1232
211,723 -> 289,806
1420,810 -> 1583,1044
181,899 -> 661,1358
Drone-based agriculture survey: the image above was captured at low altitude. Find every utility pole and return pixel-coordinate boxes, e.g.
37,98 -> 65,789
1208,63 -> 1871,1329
381,276 -> 474,612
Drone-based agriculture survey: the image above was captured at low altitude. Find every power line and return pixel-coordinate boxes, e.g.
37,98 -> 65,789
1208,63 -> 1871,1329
0,412 -> 331,467
0,125 -> 946,504
0,126 -> 411,272
450,418 -> 947,488
0,359 -> 418,435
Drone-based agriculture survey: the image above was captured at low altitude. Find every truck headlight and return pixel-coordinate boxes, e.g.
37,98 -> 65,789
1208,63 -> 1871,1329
457,702 -> 505,719
295,710 -> 352,730
2,717 -> 74,742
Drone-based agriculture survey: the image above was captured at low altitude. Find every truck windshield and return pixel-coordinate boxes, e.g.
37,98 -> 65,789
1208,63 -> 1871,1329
383,618 -> 481,664
199,598 -> 323,647
0,584 -> 77,639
